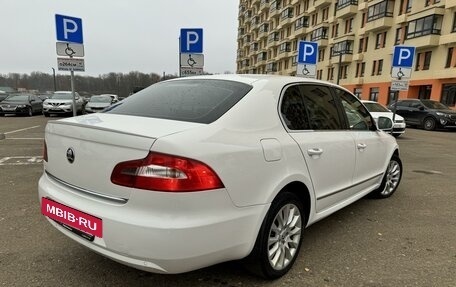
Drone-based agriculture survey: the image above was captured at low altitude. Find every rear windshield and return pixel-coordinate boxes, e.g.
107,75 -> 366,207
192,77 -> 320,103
105,79 -> 252,124
364,102 -> 390,113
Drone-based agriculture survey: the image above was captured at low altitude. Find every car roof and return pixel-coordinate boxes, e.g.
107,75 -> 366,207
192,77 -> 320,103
166,74 -> 351,92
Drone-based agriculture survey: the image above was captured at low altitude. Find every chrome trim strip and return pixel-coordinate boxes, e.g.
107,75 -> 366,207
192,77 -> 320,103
317,173 -> 383,200
46,170 -> 128,204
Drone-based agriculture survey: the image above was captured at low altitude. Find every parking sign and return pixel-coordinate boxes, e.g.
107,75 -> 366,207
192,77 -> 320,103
297,41 -> 318,64
180,28 -> 203,53
55,14 -> 83,44
392,46 -> 415,68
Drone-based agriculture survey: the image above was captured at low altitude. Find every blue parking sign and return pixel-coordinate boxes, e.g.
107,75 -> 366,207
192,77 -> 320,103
392,46 -> 415,68
298,41 -> 318,65
55,14 -> 83,44
180,28 -> 203,53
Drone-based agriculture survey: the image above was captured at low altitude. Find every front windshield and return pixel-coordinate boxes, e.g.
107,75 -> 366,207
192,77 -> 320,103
364,102 -> 390,113
90,96 -> 112,103
5,95 -> 29,101
421,100 -> 449,110
51,93 -> 73,100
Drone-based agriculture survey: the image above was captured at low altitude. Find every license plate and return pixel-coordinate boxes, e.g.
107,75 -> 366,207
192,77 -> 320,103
41,197 -> 103,238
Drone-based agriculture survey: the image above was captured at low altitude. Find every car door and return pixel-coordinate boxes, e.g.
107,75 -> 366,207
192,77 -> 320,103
31,95 -> 42,112
280,84 -> 356,213
335,89 -> 387,193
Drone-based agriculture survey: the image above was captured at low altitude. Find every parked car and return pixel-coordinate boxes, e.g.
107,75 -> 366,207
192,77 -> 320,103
0,92 -> 9,102
0,93 -> 43,116
42,91 -> 84,117
84,95 -> 114,113
388,99 -> 456,131
39,75 -> 402,279
362,100 -> 406,137
99,94 -> 119,103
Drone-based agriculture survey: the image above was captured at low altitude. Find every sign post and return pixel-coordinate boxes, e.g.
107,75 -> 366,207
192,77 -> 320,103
179,28 -> 204,77
296,41 -> 318,78
390,45 -> 416,133
55,14 -> 84,116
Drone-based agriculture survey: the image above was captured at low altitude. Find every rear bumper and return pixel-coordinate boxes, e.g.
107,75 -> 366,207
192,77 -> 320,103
38,172 -> 268,274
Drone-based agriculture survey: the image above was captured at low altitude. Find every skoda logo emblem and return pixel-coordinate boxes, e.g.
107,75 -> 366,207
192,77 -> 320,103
66,148 -> 75,163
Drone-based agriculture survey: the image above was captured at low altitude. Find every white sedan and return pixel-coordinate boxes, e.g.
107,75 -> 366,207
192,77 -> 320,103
39,75 -> 402,279
362,100 -> 406,137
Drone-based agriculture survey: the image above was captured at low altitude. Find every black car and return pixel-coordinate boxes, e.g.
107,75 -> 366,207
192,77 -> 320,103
389,99 -> 456,131
0,94 -> 43,116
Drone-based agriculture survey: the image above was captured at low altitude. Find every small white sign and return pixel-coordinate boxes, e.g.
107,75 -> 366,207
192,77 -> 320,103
391,80 -> 409,91
391,67 -> 412,79
296,63 -> 316,78
180,53 -> 204,68
56,42 -> 84,57
180,67 -> 204,77
57,57 -> 85,72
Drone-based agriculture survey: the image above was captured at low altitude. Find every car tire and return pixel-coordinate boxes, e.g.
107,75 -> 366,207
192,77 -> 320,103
423,117 -> 436,131
393,134 -> 401,138
27,107 -> 33,117
43,112 -> 50,117
370,155 -> 402,199
245,192 -> 304,279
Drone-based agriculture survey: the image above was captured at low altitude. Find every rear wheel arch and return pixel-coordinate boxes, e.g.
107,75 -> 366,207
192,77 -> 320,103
279,181 -> 311,227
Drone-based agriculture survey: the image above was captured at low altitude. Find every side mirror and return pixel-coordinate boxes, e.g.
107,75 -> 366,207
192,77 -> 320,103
377,116 -> 393,131
419,106 -> 425,111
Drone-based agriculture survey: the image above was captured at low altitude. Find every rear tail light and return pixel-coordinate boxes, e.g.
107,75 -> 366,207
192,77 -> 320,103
43,140 -> 48,162
111,152 -> 224,192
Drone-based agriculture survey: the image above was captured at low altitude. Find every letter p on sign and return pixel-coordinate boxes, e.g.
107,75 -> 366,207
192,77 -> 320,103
56,14 -> 83,44
180,28 -> 203,53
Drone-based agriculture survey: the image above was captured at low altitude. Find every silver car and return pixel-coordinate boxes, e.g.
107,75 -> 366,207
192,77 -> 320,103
43,91 -> 84,117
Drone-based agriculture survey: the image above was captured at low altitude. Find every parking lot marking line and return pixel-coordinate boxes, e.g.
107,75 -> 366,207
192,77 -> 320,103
4,125 -> 41,135
6,138 -> 45,140
0,156 -> 43,166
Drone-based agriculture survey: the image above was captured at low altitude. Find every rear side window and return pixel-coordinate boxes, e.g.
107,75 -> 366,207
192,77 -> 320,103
281,84 -> 343,130
105,80 -> 252,124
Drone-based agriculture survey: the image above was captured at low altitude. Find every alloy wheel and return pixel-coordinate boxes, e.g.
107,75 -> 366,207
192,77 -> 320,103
267,203 -> 302,271
380,159 -> 401,197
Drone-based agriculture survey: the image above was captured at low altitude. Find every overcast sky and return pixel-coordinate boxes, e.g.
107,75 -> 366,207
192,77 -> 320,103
0,0 -> 239,77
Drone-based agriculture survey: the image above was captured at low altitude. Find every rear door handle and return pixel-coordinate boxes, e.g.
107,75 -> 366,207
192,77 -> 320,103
307,148 -> 323,157
357,143 -> 367,150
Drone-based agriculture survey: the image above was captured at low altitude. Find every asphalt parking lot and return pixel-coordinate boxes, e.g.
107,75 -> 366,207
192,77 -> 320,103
1,115 -> 455,287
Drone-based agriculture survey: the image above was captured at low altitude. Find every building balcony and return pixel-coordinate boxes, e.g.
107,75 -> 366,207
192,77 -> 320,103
439,33 -> 456,45
352,53 -> 364,61
335,3 -> 358,19
313,0 -> 332,9
405,33 -> 440,48
330,53 -> 353,65
269,5 -> 281,17
294,26 -> 309,37
358,1 -> 368,10
260,0 -> 270,11
395,14 -> 407,24
364,17 -> 394,32
446,0 -> 456,8
258,30 -> 269,39
315,38 -> 329,47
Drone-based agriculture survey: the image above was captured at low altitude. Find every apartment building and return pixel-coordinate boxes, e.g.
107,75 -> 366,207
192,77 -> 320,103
237,0 -> 456,107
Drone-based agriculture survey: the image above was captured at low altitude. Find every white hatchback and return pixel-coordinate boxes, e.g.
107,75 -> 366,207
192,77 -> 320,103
39,75 -> 402,279
362,100 -> 406,137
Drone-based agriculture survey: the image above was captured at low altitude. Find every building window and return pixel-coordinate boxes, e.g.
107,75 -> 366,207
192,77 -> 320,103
295,16 -> 309,30
406,0 -> 412,13
445,47 -> 454,68
415,53 -> 421,71
378,59 -> 383,75
361,13 -> 366,28
441,84 -> 456,107
372,61 -> 376,76
369,88 -> 379,101
322,7 -> 329,21
395,28 -> 402,45
418,85 -> 432,99
332,23 -> 339,38
292,55 -> 298,66
354,88 -> 362,99
345,18 -> 353,33
423,51 -> 432,70
337,0 -> 359,10
406,15 -> 442,39
375,32 -> 387,49
268,32 -> 279,42
318,49 -> 325,62
311,27 -> 328,41
279,42 -> 291,53
453,13 -> 456,32
281,7 -> 293,20
425,0 -> 440,6
367,0 -> 394,22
